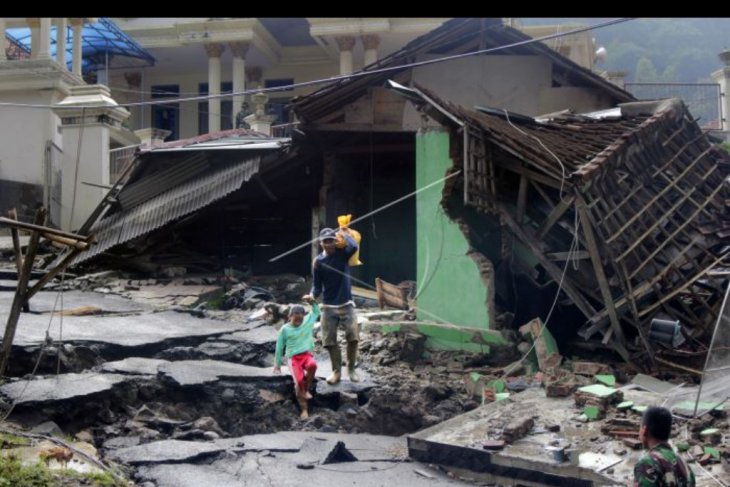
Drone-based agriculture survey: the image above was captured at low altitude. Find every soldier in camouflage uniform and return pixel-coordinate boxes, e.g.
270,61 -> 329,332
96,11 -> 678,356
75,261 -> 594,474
633,406 -> 695,487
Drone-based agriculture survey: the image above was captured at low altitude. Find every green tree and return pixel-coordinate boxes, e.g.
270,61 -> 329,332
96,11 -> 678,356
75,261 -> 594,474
635,57 -> 658,82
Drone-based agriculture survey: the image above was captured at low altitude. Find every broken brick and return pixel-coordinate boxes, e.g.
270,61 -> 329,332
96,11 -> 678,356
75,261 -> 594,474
545,381 -> 576,398
572,361 -> 610,376
502,417 -> 535,443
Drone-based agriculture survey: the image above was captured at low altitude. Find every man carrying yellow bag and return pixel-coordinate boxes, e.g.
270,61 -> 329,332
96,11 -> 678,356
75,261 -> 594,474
302,216 -> 362,384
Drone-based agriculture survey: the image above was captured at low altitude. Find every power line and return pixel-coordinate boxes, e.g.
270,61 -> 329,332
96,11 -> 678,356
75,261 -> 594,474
0,18 -> 633,111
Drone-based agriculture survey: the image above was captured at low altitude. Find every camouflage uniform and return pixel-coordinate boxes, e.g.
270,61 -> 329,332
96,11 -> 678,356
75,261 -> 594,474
633,443 -> 695,487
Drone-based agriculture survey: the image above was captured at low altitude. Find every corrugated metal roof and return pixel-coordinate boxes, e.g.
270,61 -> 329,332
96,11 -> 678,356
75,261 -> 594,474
72,157 -> 260,266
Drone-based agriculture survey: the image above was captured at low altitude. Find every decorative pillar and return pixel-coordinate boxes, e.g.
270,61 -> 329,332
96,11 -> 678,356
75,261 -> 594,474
362,34 -> 380,67
0,19 -> 7,61
37,18 -> 52,60
26,18 -> 40,59
54,85 -> 130,231
335,35 -> 356,75
56,18 -> 68,68
229,41 -> 249,117
244,91 -> 275,136
71,18 -> 84,77
205,43 -> 225,134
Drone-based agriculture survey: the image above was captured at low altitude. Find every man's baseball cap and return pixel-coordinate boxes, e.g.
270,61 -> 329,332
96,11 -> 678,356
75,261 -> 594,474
319,228 -> 337,241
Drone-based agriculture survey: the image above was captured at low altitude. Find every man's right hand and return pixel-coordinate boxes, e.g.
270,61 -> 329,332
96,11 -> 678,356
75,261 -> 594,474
272,366 -> 281,375
302,294 -> 314,304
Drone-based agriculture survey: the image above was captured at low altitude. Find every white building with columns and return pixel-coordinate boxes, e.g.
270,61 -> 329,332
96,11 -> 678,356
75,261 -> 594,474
108,18 -> 450,140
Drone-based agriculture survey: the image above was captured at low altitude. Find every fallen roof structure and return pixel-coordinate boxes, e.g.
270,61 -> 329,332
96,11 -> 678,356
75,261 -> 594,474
62,129 -> 294,268
393,82 -> 730,366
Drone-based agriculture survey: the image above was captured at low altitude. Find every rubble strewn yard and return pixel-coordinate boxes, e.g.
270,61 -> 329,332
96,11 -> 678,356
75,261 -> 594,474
0,260 -> 727,486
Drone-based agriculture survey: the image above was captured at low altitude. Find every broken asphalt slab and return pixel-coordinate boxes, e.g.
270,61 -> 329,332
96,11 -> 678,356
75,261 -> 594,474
101,358 -> 288,387
0,372 -> 133,404
134,432 -> 467,487
215,432 -> 406,461
0,290 -> 150,314
108,439 -> 225,465
158,360 -> 284,387
0,311 -> 252,349
136,459 -> 466,487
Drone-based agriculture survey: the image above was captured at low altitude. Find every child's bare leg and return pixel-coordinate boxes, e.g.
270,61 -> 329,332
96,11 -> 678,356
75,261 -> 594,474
303,371 -> 314,399
298,395 -> 309,419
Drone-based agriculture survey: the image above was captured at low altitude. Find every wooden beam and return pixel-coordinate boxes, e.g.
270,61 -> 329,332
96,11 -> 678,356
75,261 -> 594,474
547,250 -> 590,261
499,205 -> 597,319
516,174 -> 528,224
536,195 -> 575,240
494,161 -> 563,190
0,217 -> 91,242
606,154 -> 710,245
7,209 -> 23,276
24,246 -> 86,303
0,207 -> 46,377
575,195 -> 628,351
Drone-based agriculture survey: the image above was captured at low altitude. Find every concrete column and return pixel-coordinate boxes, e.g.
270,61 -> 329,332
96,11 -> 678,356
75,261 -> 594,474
71,18 -> 83,77
0,19 -> 6,61
205,43 -> 224,133
27,18 -> 40,59
56,18 -> 67,68
335,35 -> 356,75
229,41 -> 249,115
54,84 -> 130,230
37,18 -> 52,60
361,34 -> 380,67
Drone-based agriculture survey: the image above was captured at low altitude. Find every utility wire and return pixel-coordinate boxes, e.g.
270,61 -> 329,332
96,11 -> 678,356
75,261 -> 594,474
0,18 -> 633,111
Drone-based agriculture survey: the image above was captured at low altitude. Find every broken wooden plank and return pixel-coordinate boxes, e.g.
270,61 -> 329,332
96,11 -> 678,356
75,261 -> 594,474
375,277 -> 409,310
575,195 -> 627,352
536,195 -> 575,240
7,209 -> 23,275
0,216 -> 91,242
0,207 -> 46,377
498,206 -> 597,320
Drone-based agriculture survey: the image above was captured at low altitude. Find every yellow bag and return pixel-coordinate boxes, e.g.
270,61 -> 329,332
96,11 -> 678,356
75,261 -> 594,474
335,214 -> 363,266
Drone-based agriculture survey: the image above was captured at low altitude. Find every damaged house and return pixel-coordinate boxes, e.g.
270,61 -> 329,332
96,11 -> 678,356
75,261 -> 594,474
64,18 -> 728,364
390,84 -> 730,368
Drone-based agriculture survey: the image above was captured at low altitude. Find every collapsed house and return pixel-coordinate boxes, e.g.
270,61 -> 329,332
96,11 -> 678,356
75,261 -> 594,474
389,82 -> 730,367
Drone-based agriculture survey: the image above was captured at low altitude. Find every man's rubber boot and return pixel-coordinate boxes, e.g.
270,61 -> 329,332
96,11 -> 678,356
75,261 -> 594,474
346,341 -> 360,383
326,346 -> 342,385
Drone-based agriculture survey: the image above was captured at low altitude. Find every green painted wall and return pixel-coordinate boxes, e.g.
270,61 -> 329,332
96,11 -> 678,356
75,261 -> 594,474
416,129 -> 491,330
